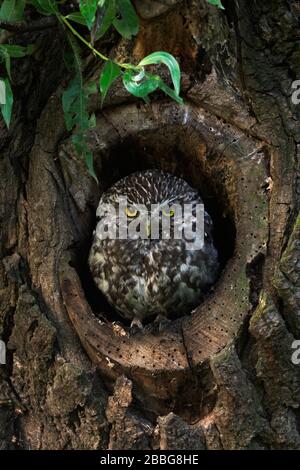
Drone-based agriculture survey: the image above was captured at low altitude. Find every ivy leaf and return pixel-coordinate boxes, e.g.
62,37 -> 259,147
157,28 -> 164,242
95,0 -> 117,38
122,71 -> 159,99
113,0 -> 139,39
0,44 -> 33,80
66,12 -> 87,26
0,78 -> 13,128
139,52 -> 181,96
29,0 -> 58,15
206,0 -> 224,9
0,0 -> 25,22
79,0 -> 98,30
99,60 -> 121,105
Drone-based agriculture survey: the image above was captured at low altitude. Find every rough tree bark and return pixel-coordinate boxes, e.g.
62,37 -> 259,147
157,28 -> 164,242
0,0 -> 300,450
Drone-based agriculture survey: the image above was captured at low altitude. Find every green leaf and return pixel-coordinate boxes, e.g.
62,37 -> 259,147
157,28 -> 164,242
29,0 -> 58,15
62,75 -> 96,132
62,37 -> 96,133
206,0 -> 224,9
62,76 -> 98,181
62,34 -> 84,131
62,35 -> 98,181
139,51 -> 181,96
113,0 -> 139,39
0,0 -> 25,22
0,44 -> 33,58
62,75 -> 80,130
79,0 -> 98,30
0,79 -> 6,104
0,47 -> 12,81
95,0 -> 117,38
123,70 -> 184,105
0,78 -> 13,128
85,148 -> 98,183
122,71 -> 159,98
0,44 -> 33,80
66,12 -> 87,26
157,79 -> 184,105
99,60 -> 121,105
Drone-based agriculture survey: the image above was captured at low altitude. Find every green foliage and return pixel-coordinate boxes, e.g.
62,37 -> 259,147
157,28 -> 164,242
94,0 -> 116,39
122,69 -> 183,105
112,0 -> 139,39
65,12 -> 87,26
0,43 -> 32,126
207,0 -> 224,9
62,35 -> 98,181
101,51 -> 182,106
29,0 -> 58,15
122,70 -> 159,101
0,0 -> 187,181
0,0 -> 25,22
79,0 -> 98,30
63,75 -> 98,182
0,44 -> 33,80
76,0 -> 138,38
139,52 -> 181,96
157,78 -> 184,105
0,78 -> 13,127
99,60 -> 121,105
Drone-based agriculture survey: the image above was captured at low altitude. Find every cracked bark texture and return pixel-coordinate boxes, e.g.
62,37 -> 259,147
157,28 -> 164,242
0,0 -> 300,450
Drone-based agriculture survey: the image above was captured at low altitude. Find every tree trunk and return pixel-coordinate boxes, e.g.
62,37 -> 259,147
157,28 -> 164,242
1,0 -> 300,450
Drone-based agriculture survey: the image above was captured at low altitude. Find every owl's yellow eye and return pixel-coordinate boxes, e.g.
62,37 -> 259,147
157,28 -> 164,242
162,208 -> 175,217
125,207 -> 138,218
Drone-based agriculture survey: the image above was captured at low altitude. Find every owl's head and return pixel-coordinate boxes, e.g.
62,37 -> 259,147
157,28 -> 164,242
96,170 -> 212,251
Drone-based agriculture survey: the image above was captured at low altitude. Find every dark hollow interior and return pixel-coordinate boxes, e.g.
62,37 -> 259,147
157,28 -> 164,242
76,125 -> 236,326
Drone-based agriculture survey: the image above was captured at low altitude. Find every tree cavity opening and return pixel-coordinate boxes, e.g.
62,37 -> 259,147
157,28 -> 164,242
76,122 -> 236,326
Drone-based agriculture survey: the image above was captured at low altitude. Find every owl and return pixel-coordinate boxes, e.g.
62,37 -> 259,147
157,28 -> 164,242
89,170 -> 219,326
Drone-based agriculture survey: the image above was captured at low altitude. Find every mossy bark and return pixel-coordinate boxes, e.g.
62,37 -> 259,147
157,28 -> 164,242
0,0 -> 300,449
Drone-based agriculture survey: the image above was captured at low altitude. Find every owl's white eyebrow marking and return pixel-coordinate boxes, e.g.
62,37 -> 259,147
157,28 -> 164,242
164,196 -> 179,205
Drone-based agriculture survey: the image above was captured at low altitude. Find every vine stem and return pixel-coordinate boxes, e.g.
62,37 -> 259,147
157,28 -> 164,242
60,16 -> 139,72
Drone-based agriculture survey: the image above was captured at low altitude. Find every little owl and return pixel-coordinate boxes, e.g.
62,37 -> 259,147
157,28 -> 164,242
89,170 -> 219,326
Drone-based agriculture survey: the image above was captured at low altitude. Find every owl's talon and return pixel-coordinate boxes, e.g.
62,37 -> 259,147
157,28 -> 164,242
130,318 -> 143,330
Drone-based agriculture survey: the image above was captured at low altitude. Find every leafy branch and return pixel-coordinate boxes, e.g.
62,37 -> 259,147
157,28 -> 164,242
0,0 -> 224,180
